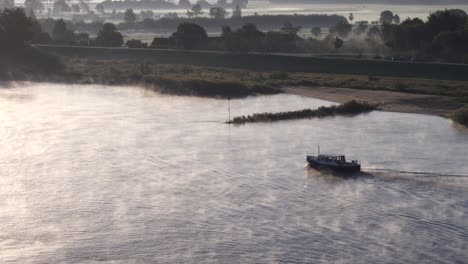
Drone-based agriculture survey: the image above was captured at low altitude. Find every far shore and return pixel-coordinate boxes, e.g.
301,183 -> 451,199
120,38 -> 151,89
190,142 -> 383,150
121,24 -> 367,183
284,86 -> 464,117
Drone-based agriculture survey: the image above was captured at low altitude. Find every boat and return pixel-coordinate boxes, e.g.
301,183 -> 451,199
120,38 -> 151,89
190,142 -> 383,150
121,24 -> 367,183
306,147 -> 361,173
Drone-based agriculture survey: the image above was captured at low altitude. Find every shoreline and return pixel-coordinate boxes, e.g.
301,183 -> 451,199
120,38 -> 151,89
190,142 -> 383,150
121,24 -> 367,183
284,86 -> 464,117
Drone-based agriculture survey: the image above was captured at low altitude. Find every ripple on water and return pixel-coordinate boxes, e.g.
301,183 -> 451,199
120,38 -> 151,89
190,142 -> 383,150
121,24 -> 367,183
0,83 -> 467,263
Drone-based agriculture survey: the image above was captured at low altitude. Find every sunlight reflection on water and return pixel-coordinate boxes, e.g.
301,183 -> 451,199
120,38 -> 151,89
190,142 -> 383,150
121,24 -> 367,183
0,83 -> 467,263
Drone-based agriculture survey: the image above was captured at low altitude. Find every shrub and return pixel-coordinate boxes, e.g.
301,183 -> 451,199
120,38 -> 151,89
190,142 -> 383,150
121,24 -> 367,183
452,107 -> 468,127
395,83 -> 408,92
269,71 -> 289,79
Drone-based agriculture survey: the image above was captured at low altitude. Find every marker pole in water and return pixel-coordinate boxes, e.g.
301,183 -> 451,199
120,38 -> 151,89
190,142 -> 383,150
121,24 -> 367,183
228,97 -> 231,123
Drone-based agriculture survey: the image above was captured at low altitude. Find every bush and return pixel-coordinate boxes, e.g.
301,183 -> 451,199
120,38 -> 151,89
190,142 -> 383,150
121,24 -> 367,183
452,107 -> 468,127
269,71 -> 289,79
395,83 -> 408,92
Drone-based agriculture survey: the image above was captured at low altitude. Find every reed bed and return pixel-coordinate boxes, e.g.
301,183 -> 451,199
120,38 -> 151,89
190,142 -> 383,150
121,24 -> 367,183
230,100 -> 377,124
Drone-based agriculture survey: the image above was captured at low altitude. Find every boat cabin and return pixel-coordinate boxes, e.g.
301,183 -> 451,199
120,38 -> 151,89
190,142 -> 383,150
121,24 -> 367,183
317,154 -> 347,163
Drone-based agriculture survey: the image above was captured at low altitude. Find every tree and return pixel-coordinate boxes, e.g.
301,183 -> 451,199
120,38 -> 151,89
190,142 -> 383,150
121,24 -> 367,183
281,22 -> 302,36
95,23 -> 123,47
95,3 -> 105,14
178,0 -> 191,8
311,26 -> 321,38
209,7 -> 227,19
52,18 -> 74,43
188,4 -> 203,17
164,12 -> 178,19
334,36 -> 344,50
124,9 -> 136,24
53,0 -> 71,15
427,9 -> 467,38
140,10 -> 154,20
0,0 -> 15,10
232,4 -> 242,18
432,30 -> 467,62
331,19 -> 352,37
0,8 -> 34,49
75,32 -> 89,45
355,23 -> 368,35
349,13 -> 354,22
24,0 -> 44,14
221,25 -> 232,37
232,0 -> 248,8
380,10 -> 394,24
195,0 -> 210,7
52,19 -> 66,40
238,23 -> 263,39
393,14 -> 400,24
71,4 -> 80,13
367,26 -> 380,37
79,0 -> 90,14
383,18 -> 426,51
125,39 -> 147,48
172,22 -> 207,50
237,23 -> 264,51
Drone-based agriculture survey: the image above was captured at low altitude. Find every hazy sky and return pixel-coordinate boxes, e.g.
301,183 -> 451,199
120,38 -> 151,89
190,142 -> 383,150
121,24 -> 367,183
267,0 -> 468,4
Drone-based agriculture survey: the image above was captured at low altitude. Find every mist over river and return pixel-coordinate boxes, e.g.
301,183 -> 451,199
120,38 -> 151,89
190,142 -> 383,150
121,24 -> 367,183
1,83 -> 467,263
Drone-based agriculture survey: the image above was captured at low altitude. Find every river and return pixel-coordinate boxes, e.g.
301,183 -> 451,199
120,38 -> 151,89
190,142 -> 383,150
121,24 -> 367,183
1,83 -> 467,263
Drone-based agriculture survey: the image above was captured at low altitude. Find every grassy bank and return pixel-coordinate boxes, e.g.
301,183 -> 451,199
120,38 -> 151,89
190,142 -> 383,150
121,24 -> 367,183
5,55 -> 468,99
230,101 -> 377,124
3,47 -> 468,127
62,58 -> 468,99
65,59 -> 283,98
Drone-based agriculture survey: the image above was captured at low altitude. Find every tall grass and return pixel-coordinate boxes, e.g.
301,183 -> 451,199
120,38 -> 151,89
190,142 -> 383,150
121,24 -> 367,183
231,100 -> 377,124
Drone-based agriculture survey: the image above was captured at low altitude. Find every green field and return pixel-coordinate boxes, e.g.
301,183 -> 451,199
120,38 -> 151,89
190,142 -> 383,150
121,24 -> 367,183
37,45 -> 468,82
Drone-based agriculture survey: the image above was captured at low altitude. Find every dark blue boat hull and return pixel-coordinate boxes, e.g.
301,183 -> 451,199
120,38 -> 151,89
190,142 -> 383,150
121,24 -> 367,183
306,156 -> 361,173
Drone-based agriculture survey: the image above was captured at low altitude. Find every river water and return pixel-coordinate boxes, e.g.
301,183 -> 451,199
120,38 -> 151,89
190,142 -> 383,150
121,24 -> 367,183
1,83 -> 467,263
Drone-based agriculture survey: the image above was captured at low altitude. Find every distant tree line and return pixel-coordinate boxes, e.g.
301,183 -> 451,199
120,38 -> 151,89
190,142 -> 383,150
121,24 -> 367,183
3,6 -> 468,64
34,12 -> 345,37
116,13 -> 346,33
149,20 -> 379,54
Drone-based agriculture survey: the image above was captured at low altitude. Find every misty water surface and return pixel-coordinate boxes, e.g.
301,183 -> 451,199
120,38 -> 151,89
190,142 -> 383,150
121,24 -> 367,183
0,83 -> 467,263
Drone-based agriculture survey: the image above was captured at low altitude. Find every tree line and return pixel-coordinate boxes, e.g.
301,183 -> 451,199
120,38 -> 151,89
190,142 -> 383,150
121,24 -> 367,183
2,6 -> 467,64
381,9 -> 468,63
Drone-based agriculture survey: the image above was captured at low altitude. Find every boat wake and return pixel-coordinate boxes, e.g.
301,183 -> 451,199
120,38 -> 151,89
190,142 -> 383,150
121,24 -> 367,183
364,168 -> 468,178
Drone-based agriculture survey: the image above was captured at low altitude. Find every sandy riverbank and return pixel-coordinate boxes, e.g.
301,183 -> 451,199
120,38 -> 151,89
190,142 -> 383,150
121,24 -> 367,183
284,86 -> 463,117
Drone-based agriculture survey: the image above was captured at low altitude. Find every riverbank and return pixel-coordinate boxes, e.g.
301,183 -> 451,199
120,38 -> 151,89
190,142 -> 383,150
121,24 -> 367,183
2,47 -> 468,125
284,86 -> 464,117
